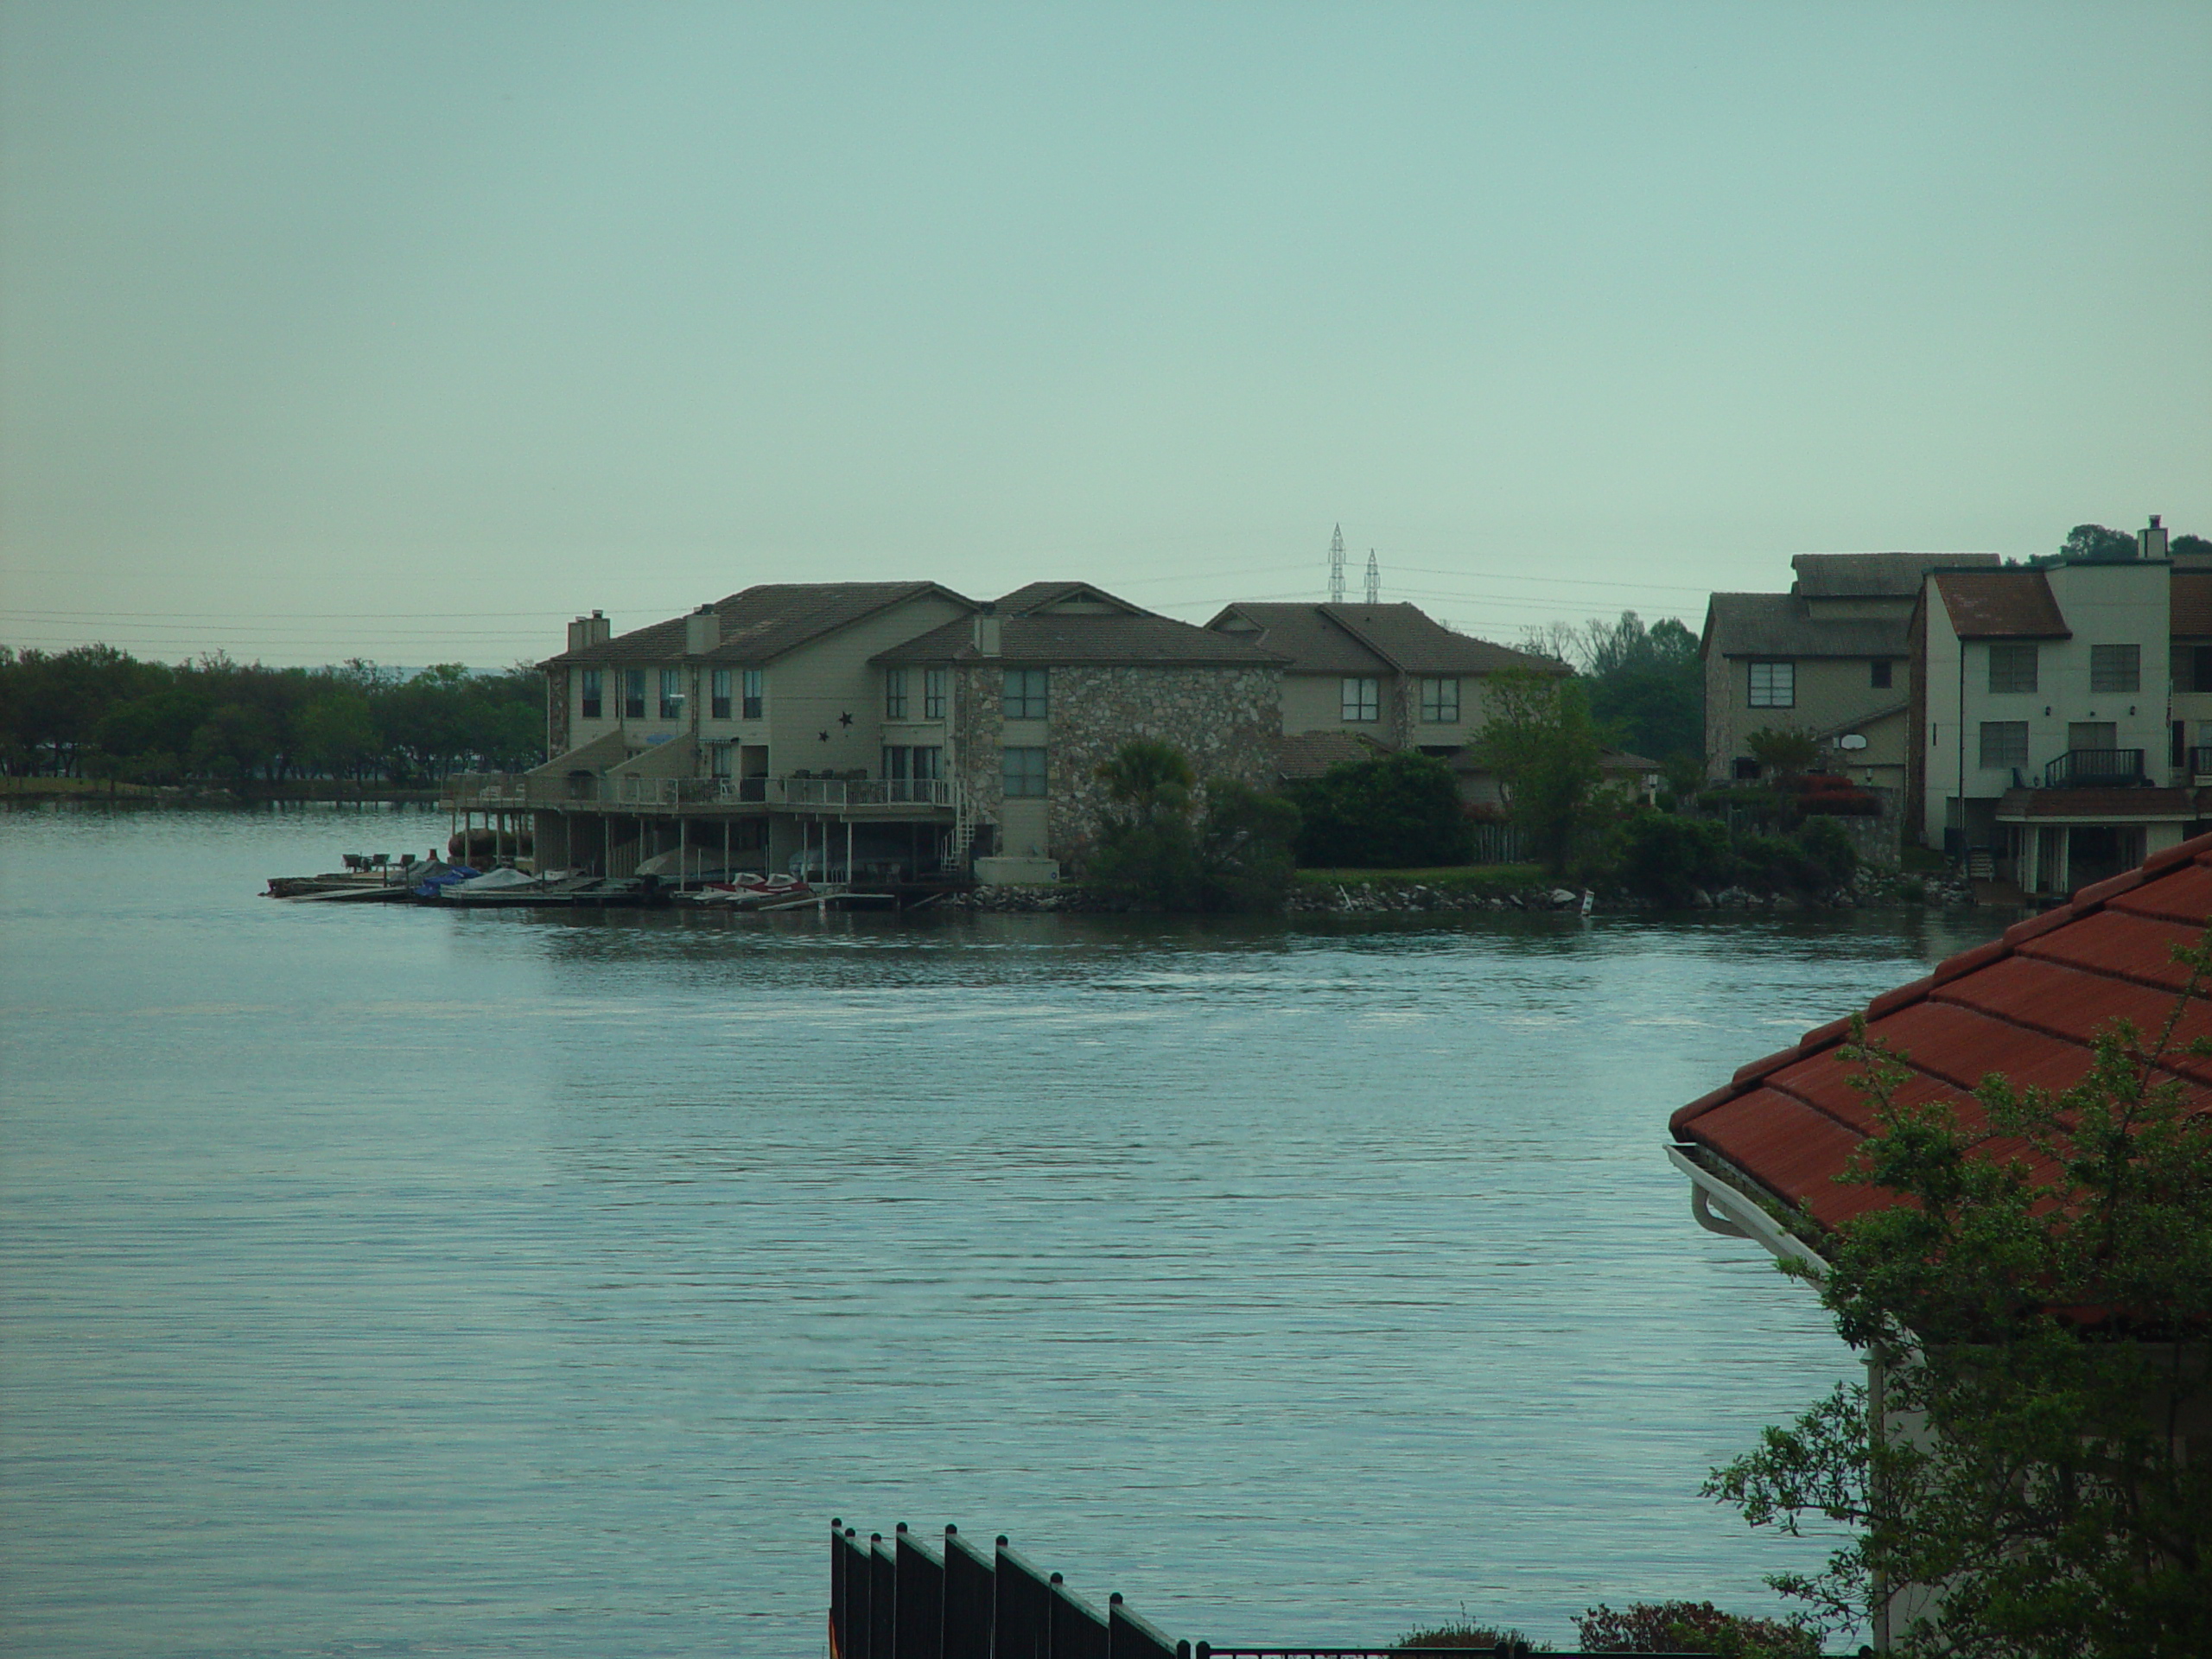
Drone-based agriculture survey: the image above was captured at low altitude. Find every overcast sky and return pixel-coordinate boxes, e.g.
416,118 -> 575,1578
3,2 -> 2208,667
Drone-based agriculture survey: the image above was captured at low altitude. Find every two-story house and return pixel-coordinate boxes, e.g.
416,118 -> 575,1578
1913,519 -> 2198,896
463,579 -> 1285,884
874,582 -> 1283,870
1703,552 -> 1999,794
1201,600 -> 1566,802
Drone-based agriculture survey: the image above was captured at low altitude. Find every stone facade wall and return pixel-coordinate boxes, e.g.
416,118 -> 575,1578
544,664 -> 571,757
950,664 -> 1008,842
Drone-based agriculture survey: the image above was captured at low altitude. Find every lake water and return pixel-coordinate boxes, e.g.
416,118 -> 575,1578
0,805 -> 2007,1657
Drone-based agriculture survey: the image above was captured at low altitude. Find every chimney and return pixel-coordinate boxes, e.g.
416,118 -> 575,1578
973,602 -> 1001,657
684,603 -> 720,655
2140,514 -> 2170,561
567,615 -> 590,653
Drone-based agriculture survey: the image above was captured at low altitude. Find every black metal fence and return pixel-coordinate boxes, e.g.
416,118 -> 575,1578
831,1522 -> 1179,1659
827,1522 -> 1735,1659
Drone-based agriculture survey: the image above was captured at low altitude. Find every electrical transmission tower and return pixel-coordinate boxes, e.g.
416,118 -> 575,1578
1328,524 -> 1345,604
1364,550 -> 1380,606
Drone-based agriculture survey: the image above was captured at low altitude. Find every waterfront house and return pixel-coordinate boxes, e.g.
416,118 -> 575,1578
1702,552 -> 1998,797
874,582 -> 1283,872
1909,518 -> 2205,895
1205,600 -> 1566,804
453,579 -> 1284,882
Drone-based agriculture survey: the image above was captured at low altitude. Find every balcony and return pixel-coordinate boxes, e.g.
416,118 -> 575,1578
2041,748 -> 2146,790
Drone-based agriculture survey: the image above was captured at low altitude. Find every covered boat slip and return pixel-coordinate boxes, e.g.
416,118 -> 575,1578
446,770 -> 963,887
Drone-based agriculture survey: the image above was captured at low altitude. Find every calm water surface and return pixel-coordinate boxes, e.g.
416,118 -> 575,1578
1,806 -> 2007,1656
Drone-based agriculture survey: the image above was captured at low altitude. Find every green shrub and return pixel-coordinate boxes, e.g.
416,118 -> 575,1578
1288,752 -> 1474,869
1619,811 -> 1734,902
1794,814 -> 1857,887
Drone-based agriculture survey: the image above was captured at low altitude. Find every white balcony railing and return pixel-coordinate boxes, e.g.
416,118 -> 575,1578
447,772 -> 957,812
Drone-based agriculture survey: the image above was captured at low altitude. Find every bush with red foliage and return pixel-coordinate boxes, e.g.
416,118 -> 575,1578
1575,1599 -> 1815,1656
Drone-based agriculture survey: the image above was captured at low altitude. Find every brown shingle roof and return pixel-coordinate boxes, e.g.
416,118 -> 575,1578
1789,551 -> 1999,597
542,582 -> 975,666
875,611 -> 1284,668
2173,572 -> 2212,637
1670,834 -> 2212,1243
1209,601 -> 1563,677
1702,593 -> 1910,659
995,582 -> 1146,616
1933,570 -> 2071,639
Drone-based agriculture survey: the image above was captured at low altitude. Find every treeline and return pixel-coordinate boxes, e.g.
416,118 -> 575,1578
0,645 -> 546,785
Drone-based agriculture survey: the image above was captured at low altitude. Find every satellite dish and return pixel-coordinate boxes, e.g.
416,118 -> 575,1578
1837,733 -> 1869,751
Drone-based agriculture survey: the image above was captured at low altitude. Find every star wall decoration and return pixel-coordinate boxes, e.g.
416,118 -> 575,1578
818,730 -> 830,742
837,711 -> 854,728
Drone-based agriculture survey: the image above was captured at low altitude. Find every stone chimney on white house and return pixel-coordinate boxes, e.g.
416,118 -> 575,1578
684,604 -> 721,655
568,610 -> 612,652
2141,515 -> 2171,561
973,602 -> 1001,657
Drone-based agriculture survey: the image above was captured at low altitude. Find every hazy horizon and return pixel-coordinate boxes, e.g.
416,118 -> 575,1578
4,2 -> 2208,667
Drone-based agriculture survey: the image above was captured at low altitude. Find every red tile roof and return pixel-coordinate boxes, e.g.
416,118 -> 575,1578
1671,834 -> 2212,1236
1932,569 -> 2071,639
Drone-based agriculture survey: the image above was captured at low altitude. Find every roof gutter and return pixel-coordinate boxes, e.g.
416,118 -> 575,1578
1666,1144 -> 1827,1278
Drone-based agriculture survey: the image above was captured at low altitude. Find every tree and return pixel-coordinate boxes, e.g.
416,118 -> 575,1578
1706,952 -> 2212,1657
1287,751 -> 1473,870
295,688 -> 378,781
2060,524 -> 2139,563
2172,534 -> 2212,561
1521,611 -> 1703,764
1471,670 -> 1603,875
1085,739 -> 1200,908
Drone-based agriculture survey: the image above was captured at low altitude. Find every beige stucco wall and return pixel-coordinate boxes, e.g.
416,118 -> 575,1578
1708,653 -> 1902,777
547,593 -> 969,772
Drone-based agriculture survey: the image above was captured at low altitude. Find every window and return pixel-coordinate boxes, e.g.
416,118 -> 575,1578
882,745 -> 908,781
1004,668 -> 1049,721
1003,746 -> 1047,798
741,669 -> 763,720
1987,642 -> 2038,694
622,669 -> 646,720
885,668 -> 908,720
2068,721 -> 2116,753
1979,721 -> 2029,771
710,667 -> 732,720
924,668 -> 947,720
2090,644 -> 2140,693
880,745 -> 943,799
659,667 -> 684,721
580,669 -> 602,720
912,745 -> 941,781
2190,647 -> 2212,696
1748,661 -> 1795,708
1341,677 -> 1380,721
709,743 -> 732,778
1871,659 -> 1893,690
1420,677 -> 1460,722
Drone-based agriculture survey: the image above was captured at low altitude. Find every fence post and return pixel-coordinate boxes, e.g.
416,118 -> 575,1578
1047,1573 -> 1109,1659
893,1524 -> 944,1659
839,1529 -> 873,1659
1106,1592 -> 1178,1659
871,1535 -> 896,1659
992,1537 -> 1052,1659
941,1526 -> 994,1659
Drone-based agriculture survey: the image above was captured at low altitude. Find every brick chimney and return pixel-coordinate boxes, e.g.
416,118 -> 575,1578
684,604 -> 720,655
